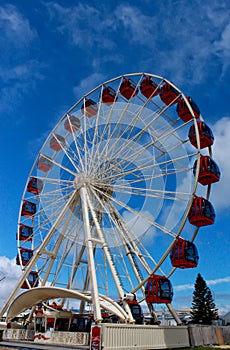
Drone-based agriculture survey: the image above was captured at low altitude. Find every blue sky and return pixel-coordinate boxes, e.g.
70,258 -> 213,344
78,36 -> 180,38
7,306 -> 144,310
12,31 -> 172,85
0,0 -> 229,316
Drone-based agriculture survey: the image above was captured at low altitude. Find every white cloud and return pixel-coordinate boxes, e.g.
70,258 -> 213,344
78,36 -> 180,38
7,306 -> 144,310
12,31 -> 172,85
46,1 -> 230,85
174,276 -> 230,292
73,72 -> 105,99
205,1 -> 229,27
219,22 -> 230,52
92,54 -> 124,72
46,2 -> 116,50
46,2 -> 155,53
0,5 -> 44,118
0,61 -> 44,83
0,256 -> 22,310
213,22 -> 230,76
208,276 -> 230,286
209,117 -> 230,209
114,5 -> 156,45
0,60 -> 45,116
174,283 -> 194,292
0,4 -> 37,48
113,2 -> 229,84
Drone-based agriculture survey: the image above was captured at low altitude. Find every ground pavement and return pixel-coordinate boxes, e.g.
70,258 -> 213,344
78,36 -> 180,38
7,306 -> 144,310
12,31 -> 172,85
0,339 -> 89,350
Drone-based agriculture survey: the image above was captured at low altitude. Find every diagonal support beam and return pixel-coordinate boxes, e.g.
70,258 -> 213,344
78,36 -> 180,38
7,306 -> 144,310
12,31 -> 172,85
80,186 -> 103,323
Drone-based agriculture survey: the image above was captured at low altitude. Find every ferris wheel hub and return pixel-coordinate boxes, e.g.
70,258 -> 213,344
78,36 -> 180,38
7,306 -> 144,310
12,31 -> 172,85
74,172 -> 90,189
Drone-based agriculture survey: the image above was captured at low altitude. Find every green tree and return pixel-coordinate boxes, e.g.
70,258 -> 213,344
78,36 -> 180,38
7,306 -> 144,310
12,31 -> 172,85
191,273 -> 219,325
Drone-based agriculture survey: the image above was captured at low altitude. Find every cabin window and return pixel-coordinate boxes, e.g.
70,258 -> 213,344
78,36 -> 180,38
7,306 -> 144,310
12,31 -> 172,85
36,317 -> 45,332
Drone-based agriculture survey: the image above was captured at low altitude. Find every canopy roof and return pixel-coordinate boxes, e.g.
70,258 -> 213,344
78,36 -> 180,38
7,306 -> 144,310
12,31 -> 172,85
7,286 -> 127,321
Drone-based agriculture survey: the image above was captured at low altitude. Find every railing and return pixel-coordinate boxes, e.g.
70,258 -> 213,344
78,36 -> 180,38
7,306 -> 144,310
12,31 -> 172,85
3,329 -> 34,341
2,324 -> 230,349
2,329 -> 89,346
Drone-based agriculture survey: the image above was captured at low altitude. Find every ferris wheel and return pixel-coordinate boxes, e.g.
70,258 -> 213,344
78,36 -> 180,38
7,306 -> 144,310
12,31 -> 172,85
2,73 -> 220,324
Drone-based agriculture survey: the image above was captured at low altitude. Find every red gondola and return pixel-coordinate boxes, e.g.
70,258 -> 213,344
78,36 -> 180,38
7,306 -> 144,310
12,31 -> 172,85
127,300 -> 143,324
120,78 -> 138,99
16,248 -> 33,266
38,156 -> 53,172
81,98 -> 98,117
102,86 -> 117,105
176,96 -> 200,122
64,115 -> 81,132
21,200 -> 36,217
21,271 -> 39,289
189,121 -> 214,149
117,296 -> 143,324
159,82 -> 180,105
145,275 -> 173,304
188,196 -> 215,227
50,134 -> 65,151
170,238 -> 199,268
193,155 -> 221,186
27,177 -> 43,194
18,224 -> 33,241
140,76 -> 159,98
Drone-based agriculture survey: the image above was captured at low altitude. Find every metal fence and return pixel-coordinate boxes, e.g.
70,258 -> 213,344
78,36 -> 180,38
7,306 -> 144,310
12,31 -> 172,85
101,324 -> 190,350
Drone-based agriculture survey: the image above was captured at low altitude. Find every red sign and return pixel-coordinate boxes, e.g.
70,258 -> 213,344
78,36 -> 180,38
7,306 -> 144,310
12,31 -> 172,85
90,325 -> 101,350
